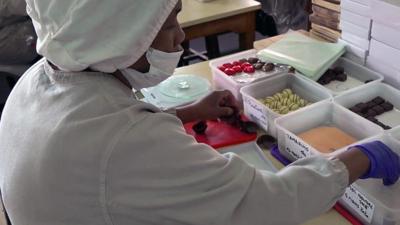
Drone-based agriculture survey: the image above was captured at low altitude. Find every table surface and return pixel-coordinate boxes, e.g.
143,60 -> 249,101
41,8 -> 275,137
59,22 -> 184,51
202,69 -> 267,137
178,0 -> 261,28
174,31 -> 352,225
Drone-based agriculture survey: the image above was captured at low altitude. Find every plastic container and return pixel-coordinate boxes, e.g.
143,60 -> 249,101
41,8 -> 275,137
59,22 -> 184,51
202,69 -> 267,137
369,40 -> 400,71
340,20 -> 371,40
275,101 -> 383,161
218,142 -> 277,172
341,0 -> 371,17
311,57 -> 383,96
338,39 -> 368,65
340,9 -> 372,30
240,73 -> 332,138
210,49 -> 288,102
366,55 -> 400,90
341,32 -> 371,51
372,21 -> 400,50
371,0 -> 400,30
338,133 -> 400,225
334,82 -> 400,130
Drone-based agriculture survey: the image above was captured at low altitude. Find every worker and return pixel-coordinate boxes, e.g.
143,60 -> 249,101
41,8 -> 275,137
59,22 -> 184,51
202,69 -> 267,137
0,0 -> 399,225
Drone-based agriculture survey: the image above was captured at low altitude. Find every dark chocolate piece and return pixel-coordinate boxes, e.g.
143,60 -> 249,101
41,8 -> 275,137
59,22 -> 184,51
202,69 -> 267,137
366,109 -> 377,117
254,62 -> 265,70
375,121 -> 391,130
366,101 -> 376,109
192,121 -> 207,134
262,63 -> 275,72
333,66 -> 345,74
366,117 -> 379,123
239,58 -> 248,63
248,57 -> 259,64
350,106 -> 361,113
372,105 -> 385,115
372,97 -> 385,105
381,102 -> 394,111
336,73 -> 347,82
288,67 -> 296,73
355,103 -> 368,113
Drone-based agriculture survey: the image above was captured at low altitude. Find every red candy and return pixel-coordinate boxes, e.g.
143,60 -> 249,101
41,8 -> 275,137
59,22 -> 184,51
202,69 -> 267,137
224,68 -> 236,76
223,63 -> 233,68
241,62 -> 252,69
218,66 -> 226,72
243,65 -> 255,74
232,61 -> 242,66
232,65 -> 243,73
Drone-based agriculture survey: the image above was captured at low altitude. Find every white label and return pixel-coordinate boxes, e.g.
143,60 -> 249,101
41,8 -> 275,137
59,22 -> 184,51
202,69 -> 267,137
243,96 -> 268,130
342,185 -> 375,223
285,132 -> 312,159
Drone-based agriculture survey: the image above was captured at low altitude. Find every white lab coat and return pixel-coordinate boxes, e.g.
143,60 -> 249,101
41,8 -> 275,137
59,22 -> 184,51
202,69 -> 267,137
0,59 -> 349,225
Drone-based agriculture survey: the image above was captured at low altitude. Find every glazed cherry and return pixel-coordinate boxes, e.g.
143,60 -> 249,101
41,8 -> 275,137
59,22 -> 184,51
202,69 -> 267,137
223,63 -> 233,68
232,65 -> 243,73
224,68 -> 236,76
240,62 -> 252,69
243,66 -> 255,74
232,61 -> 242,66
218,66 -> 226,72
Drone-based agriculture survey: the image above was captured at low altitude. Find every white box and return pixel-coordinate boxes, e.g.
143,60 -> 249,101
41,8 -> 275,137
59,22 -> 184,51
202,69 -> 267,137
210,49 -> 287,103
340,20 -> 371,40
219,142 -> 277,172
371,0 -> 400,29
334,82 -> 400,130
366,55 -> 400,90
339,39 -> 369,65
339,133 -> 400,225
312,57 -> 383,96
350,0 -> 371,6
341,0 -> 371,17
342,32 -> 370,51
371,21 -> 400,50
275,101 -> 383,161
369,39 -> 400,71
240,73 -> 332,137
340,9 -> 372,29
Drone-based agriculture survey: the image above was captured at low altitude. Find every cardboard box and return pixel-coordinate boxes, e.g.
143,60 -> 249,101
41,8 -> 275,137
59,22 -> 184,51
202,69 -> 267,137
371,21 -> 400,50
369,39 -> 400,71
341,0 -> 370,17
340,9 -> 372,29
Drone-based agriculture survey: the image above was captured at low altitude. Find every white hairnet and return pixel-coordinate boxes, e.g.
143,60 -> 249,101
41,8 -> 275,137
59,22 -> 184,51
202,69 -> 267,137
26,0 -> 179,73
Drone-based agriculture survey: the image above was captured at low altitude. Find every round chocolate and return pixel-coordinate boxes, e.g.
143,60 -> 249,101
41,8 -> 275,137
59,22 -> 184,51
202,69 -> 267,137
239,58 -> 248,63
247,57 -> 259,64
254,62 -> 264,70
262,63 -> 275,72
381,102 -> 394,111
372,97 -> 385,105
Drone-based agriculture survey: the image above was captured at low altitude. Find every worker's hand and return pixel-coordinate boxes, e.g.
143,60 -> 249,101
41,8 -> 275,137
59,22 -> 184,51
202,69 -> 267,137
176,90 -> 239,123
354,141 -> 400,186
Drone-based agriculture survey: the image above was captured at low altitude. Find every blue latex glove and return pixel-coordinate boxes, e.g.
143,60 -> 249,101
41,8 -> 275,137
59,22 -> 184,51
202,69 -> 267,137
354,141 -> 400,186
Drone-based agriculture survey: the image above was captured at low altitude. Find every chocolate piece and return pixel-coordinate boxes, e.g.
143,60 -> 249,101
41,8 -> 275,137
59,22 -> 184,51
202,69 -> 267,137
366,101 -> 377,109
288,67 -> 296,73
366,109 -> 377,117
372,97 -> 385,105
350,106 -> 361,113
364,79 -> 373,84
192,121 -> 207,134
336,73 -> 347,82
381,102 -> 394,111
254,62 -> 265,70
324,69 -> 336,77
372,105 -> 385,115
239,58 -> 248,63
262,63 -> 275,72
375,121 -> 391,130
248,57 -> 259,64
333,66 -> 345,74
366,117 -> 379,123
355,103 -> 368,113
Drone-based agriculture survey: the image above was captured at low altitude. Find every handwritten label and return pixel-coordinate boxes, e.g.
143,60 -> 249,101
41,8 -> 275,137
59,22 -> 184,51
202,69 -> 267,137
285,132 -> 312,159
342,185 -> 375,223
243,96 -> 268,131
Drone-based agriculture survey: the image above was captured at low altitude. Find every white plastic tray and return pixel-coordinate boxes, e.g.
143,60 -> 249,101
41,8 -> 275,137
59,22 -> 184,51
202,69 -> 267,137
219,142 -> 277,172
366,55 -> 400,90
342,32 -> 371,51
334,82 -> 400,130
339,133 -> 400,225
210,49 -> 287,103
312,57 -> 383,96
369,40 -> 400,71
240,73 -> 332,138
275,101 -> 383,161
338,39 -> 368,65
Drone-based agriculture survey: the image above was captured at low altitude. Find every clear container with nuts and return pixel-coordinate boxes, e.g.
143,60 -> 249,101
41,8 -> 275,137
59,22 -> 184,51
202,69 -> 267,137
240,73 -> 332,137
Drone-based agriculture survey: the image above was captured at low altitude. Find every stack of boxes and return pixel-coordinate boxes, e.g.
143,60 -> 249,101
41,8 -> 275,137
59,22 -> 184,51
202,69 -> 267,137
366,0 -> 400,89
339,0 -> 371,65
310,0 -> 341,42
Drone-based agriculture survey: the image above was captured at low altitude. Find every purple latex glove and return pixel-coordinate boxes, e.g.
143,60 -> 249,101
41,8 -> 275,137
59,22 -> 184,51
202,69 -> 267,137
354,141 -> 400,186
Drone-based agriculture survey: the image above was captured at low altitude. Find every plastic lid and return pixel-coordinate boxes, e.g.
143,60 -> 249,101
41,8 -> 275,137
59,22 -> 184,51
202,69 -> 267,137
158,75 -> 210,99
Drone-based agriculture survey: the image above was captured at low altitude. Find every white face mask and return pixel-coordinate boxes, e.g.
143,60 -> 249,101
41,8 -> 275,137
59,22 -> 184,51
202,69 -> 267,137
146,47 -> 184,77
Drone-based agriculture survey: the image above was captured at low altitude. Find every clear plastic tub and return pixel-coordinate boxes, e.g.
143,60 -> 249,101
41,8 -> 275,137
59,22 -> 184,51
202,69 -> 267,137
240,73 -> 332,138
334,82 -> 400,130
218,142 -> 277,172
210,49 -> 288,103
275,101 -> 383,161
311,57 -> 383,96
338,133 -> 400,225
